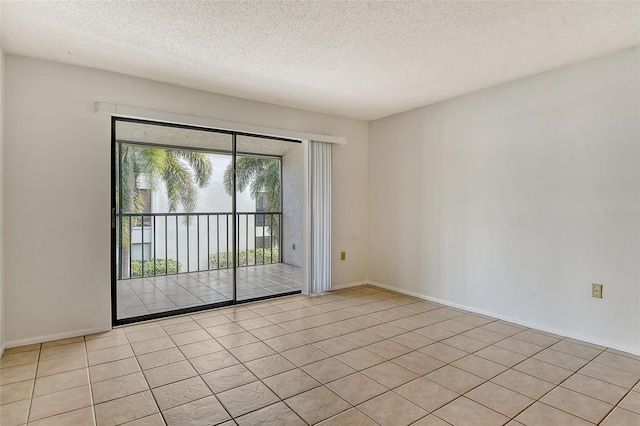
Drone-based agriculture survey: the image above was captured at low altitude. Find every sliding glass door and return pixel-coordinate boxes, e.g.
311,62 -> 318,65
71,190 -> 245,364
112,118 -> 302,325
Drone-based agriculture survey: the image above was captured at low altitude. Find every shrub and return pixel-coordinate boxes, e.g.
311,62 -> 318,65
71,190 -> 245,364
209,248 -> 280,269
130,259 -> 181,277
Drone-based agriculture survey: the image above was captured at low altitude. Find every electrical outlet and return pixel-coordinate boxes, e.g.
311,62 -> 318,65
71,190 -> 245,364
340,251 -> 346,261
592,283 -> 603,299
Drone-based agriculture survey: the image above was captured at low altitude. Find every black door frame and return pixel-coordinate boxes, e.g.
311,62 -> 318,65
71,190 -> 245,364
111,117 -> 302,326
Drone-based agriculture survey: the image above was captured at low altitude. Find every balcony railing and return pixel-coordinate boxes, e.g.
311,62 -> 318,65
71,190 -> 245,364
117,212 -> 282,279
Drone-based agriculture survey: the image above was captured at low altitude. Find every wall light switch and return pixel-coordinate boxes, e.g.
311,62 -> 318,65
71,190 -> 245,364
340,251 -> 346,261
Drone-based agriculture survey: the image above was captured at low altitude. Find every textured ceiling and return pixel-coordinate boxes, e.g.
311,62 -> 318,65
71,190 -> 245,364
2,1 -> 639,120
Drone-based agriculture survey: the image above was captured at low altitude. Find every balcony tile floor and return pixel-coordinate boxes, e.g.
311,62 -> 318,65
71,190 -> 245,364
2,285 -> 640,425
117,263 -> 302,320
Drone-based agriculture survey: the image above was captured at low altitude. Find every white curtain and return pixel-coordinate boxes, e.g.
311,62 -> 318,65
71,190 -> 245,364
309,141 -> 332,293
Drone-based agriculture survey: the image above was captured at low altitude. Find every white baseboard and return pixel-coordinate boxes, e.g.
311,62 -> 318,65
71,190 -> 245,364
5,326 -> 112,349
332,281 -> 369,290
0,343 -> 5,358
368,281 -> 640,357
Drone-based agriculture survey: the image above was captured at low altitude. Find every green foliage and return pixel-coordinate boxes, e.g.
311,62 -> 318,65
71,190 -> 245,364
129,259 -> 181,278
209,248 -> 280,269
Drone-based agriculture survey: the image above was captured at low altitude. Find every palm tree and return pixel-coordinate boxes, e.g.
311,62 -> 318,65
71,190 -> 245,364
223,156 -> 281,253
117,143 -> 212,278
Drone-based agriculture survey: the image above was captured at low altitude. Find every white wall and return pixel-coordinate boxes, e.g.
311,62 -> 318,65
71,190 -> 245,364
282,143 -> 303,267
4,55 -> 368,345
369,48 -> 640,354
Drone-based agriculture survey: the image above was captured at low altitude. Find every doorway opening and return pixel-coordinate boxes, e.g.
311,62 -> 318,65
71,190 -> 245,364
112,118 -> 303,325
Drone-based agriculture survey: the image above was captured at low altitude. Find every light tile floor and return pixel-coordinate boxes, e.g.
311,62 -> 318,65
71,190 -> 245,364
2,285 -> 640,425
117,263 -> 302,319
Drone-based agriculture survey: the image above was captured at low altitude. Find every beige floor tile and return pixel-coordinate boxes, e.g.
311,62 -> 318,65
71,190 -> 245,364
236,401 -> 305,426
34,368 -> 89,396
194,313 -> 232,328
533,348 -> 589,371
474,345 -> 528,367
413,325 -> 457,341
393,351 -> 444,375
513,330 -> 560,347
137,347 -> 185,370
462,327 -> 506,344
620,390 -> 640,414
316,408 -> 378,426
92,372 -> 149,404
302,357 -> 356,384
86,335 -> 131,352
0,379 -> 33,404
358,391 -> 427,426
368,323 -> 406,338
131,336 -> 176,356
495,337 -> 544,357
87,345 -> 133,367
0,399 -> 30,426
201,364 -> 257,393
125,327 -> 167,344
326,372 -> 387,405
0,349 -> 40,368
480,322 -> 524,336
38,352 -> 88,377
515,402 -> 593,426
162,395 -> 230,426
152,376 -> 212,411
229,341 -> 275,362
85,329 -> 125,341
295,326 -> 336,343
491,369 -> 555,399
362,361 -> 417,389
282,344 -> 331,367
89,358 -> 141,383
442,335 -> 489,352
411,414 -> 451,426
0,362 -> 37,385
29,384 -> 92,421
28,406 -> 95,426
260,364 -> 320,398
170,329 -> 211,346
205,323 -> 245,338
466,381 -> 534,418
434,396 -> 508,426
390,332 -> 434,350
285,386 -> 351,424
95,390 -> 159,426
395,377 -> 459,411
580,360 -> 640,388
124,413 -> 166,425
560,373 -> 628,404
388,316 -> 426,331
235,316 -> 274,331
313,336 -> 359,356
342,330 -> 386,347
216,331 -> 259,349
144,360 -> 197,388
549,339 -> 603,360
541,387 -> 613,423
513,358 -> 573,384
418,342 -> 467,363
436,319 -> 476,334
594,351 -> 640,374
40,342 -> 86,361
264,311 -> 300,324
426,365 -> 484,394
263,333 -> 308,352
248,324 -> 288,340
41,337 -> 85,348
365,339 -> 412,359
335,348 -> 385,371
2,343 -> 41,355
178,339 -> 224,358
217,380 -> 279,418
452,354 -> 508,380
244,353 -> 296,379
601,407 -> 640,426
280,318 -> 319,333
190,350 -> 239,375
161,320 -> 201,335
346,315 -> 384,329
